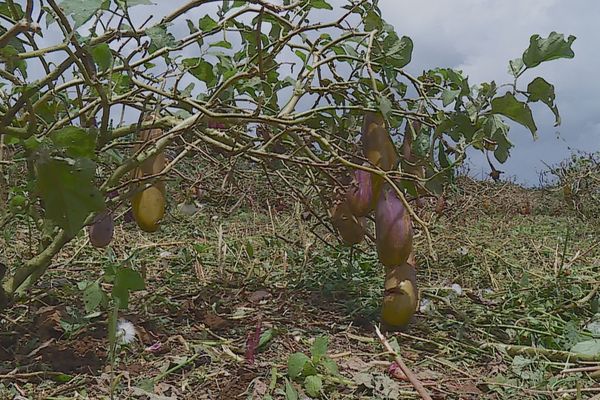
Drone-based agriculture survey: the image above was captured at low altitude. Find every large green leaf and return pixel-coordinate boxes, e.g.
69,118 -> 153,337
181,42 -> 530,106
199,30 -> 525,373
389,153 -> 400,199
381,34 -> 413,68
59,0 -> 103,27
287,353 -> 310,379
310,0 -> 333,10
527,77 -> 560,126
36,158 -> 105,236
90,43 -> 113,71
522,32 -> 576,68
50,126 -> 97,158
304,375 -> 322,397
483,115 -> 512,163
183,58 -> 216,86
82,281 -> 107,313
115,0 -> 154,9
112,268 -> 145,309
146,25 -> 176,53
198,15 -> 218,32
491,93 -> 537,137
310,336 -> 328,363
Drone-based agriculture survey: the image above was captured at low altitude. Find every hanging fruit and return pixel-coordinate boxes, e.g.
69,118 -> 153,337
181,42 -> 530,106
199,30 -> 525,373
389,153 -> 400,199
331,200 -> 366,246
132,185 -> 165,233
361,112 -> 399,172
88,211 -> 114,248
381,254 -> 418,329
130,117 -> 167,232
375,184 -> 413,267
346,168 -> 380,217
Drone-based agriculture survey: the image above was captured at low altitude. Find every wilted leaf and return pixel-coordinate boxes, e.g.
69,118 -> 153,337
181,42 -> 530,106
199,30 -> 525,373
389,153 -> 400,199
508,57 -> 524,76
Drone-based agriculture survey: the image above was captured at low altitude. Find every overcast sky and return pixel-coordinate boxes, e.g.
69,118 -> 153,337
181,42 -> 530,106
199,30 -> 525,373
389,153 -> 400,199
379,0 -> 600,185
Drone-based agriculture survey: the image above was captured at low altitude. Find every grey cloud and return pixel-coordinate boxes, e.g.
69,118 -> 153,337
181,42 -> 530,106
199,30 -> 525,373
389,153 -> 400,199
381,0 -> 600,185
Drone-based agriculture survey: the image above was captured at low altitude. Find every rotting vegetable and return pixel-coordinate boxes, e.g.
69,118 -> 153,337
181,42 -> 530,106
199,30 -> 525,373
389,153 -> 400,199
88,211 -> 114,248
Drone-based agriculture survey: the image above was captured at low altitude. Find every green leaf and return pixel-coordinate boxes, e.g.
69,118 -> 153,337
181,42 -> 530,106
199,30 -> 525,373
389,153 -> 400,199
364,10 -> 382,31
378,96 -> 392,119
111,73 -> 131,95
303,375 -> 322,398
381,34 -> 413,68
508,57 -> 524,76
284,379 -> 298,400
522,32 -> 576,68
257,329 -> 274,349
146,25 -> 176,53
53,373 -> 73,383
0,2 -> 24,19
483,115 -> 512,163
287,352 -> 310,379
527,77 -> 560,126
183,58 -> 216,86
50,126 -> 96,158
116,0 -> 154,8
441,89 -> 461,107
295,50 -> 307,63
199,15 -> 218,31
112,267 -> 145,309
320,357 -> 339,376
36,158 -> 105,236
412,129 -> 430,158
438,141 -> 450,168
90,43 -> 113,71
309,0 -> 333,10
210,40 -> 232,49
491,93 -> 537,137
59,0 -> 103,27
83,281 -> 106,313
310,336 -> 328,363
